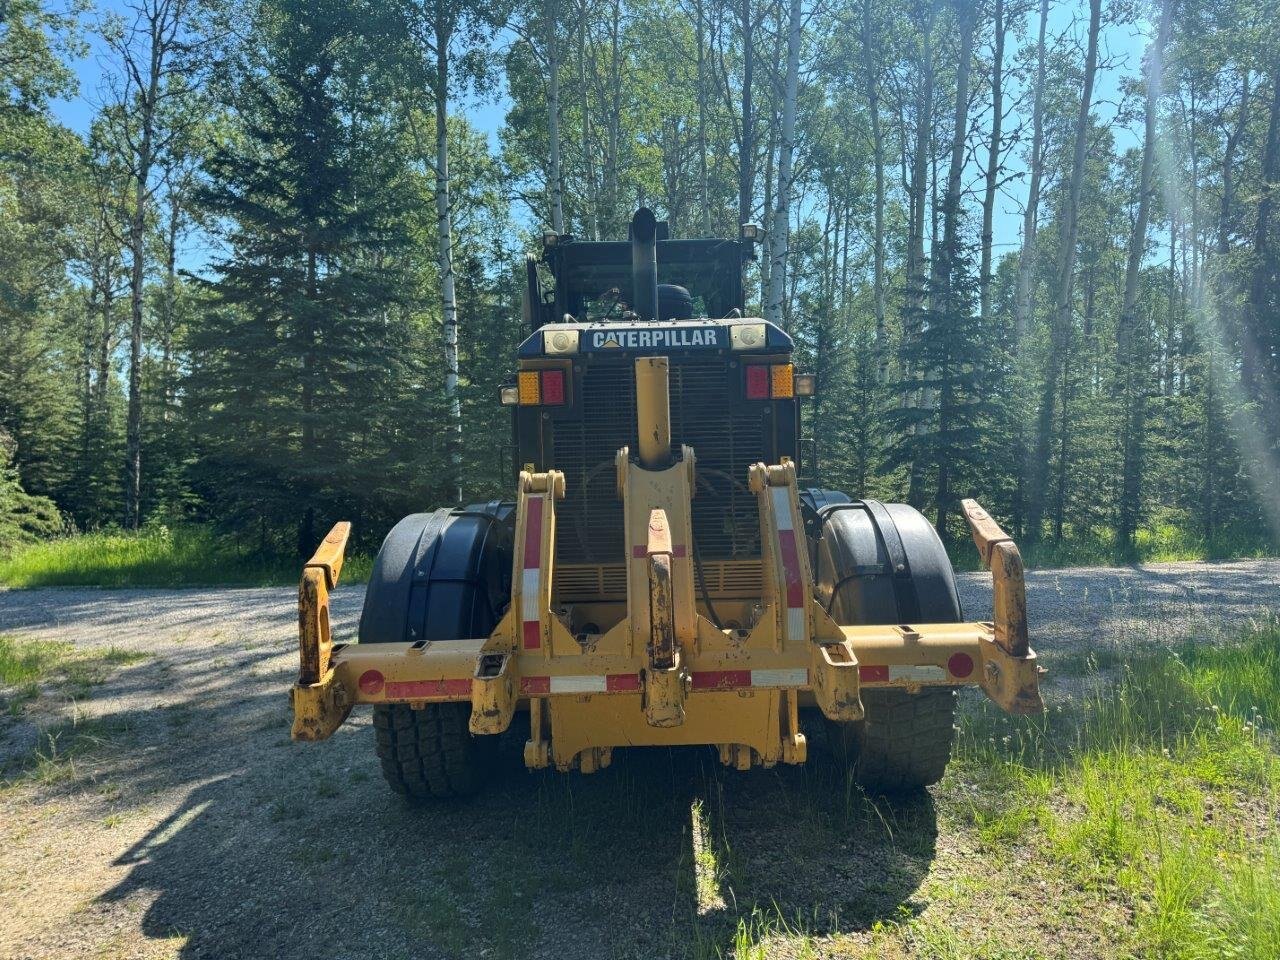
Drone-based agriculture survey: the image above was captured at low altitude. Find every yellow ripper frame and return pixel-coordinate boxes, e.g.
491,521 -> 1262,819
291,359 -> 1044,773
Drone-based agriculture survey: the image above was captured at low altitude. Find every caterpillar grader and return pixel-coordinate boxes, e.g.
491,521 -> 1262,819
290,208 -> 1043,797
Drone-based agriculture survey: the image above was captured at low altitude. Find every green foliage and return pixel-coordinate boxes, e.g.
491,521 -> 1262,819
0,632 -> 147,718
0,0 -> 1277,578
957,620 -> 1280,958
0,428 -> 61,552
0,523 -> 371,588
188,0 -> 443,555
888,237 -> 1009,538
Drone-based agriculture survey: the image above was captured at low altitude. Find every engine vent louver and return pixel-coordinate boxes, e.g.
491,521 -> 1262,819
551,357 -> 766,566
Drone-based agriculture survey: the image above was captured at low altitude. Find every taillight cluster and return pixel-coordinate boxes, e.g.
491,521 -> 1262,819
515,369 -> 567,406
745,363 -> 794,399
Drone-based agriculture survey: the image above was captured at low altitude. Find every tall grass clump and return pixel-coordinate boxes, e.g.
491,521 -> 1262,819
0,524 -> 372,588
955,619 -> 1280,958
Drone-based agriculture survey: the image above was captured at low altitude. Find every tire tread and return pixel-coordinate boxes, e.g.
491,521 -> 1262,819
373,702 -> 484,799
829,687 -> 956,793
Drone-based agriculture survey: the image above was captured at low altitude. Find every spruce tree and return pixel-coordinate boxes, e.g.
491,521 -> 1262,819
889,242 -> 1004,542
187,0 -> 420,556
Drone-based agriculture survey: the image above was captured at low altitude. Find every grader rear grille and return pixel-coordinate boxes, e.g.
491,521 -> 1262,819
555,559 -> 763,602
552,356 -> 765,566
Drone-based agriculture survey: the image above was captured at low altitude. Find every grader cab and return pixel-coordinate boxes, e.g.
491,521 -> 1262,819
291,209 -> 1043,798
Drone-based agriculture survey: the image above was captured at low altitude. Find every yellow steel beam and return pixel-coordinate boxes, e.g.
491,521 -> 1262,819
961,498 -> 1029,658
296,522 -> 349,688
305,521 -> 351,590
314,622 -> 996,695
634,356 -> 673,468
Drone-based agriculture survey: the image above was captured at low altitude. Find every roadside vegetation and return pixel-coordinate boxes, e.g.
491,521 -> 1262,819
949,511 -> 1277,571
925,619 -> 1280,958
0,524 -> 373,589
1,634 -> 148,788
1,606 -> 1278,955
0,634 -> 147,713
1,512 -> 1273,589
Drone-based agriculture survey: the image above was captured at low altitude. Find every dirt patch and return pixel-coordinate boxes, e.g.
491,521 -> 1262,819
0,560 -> 1277,959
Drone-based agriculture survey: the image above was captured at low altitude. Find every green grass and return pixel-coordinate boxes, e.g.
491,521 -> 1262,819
2,509 -> 1272,589
0,524 -> 372,588
0,634 -> 149,714
949,513 -> 1277,571
1,634 -> 147,786
6,713 -> 130,788
951,618 -> 1280,959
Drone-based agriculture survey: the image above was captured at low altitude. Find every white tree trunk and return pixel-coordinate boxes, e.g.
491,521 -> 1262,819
546,0 -> 564,233
861,0 -> 886,376
117,0 -> 181,530
765,0 -> 800,329
979,0 -> 1005,324
435,19 -> 462,500
695,0 -> 710,236
1115,0 -> 1172,550
1120,0 -> 1172,327
125,146 -> 150,530
1026,0 -> 1100,541
738,0 -> 754,229
1012,0 -> 1049,347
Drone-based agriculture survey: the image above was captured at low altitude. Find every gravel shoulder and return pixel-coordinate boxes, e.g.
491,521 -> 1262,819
0,559 -> 1277,959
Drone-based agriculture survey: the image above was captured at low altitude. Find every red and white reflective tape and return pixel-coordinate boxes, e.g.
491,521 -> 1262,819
691,667 -> 810,690
357,670 -> 471,700
520,673 -> 640,695
521,497 -> 544,650
859,664 -> 947,683
770,486 -> 806,641
518,668 -> 809,696
385,678 -> 472,699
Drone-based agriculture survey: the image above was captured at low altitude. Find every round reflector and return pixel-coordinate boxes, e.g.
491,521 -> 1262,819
947,652 -> 975,679
358,669 -> 385,694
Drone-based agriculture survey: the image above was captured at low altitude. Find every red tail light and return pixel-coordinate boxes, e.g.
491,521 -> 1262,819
541,369 -> 566,405
745,365 -> 770,399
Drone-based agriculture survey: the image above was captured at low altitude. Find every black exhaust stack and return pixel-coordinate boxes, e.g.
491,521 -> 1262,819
629,207 -> 660,322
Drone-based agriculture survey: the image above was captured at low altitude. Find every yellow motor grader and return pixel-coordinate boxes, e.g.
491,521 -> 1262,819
290,209 -> 1042,797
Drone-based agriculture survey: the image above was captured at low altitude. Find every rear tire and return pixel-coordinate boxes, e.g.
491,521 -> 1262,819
828,688 -> 956,793
812,499 -> 960,793
360,504 -> 513,800
373,702 -> 489,800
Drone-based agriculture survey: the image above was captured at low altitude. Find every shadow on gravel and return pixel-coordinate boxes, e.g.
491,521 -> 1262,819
88,672 -> 937,959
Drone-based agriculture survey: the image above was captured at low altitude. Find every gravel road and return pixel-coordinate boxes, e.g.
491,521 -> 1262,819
2,558 -> 1276,654
0,559 -> 1277,960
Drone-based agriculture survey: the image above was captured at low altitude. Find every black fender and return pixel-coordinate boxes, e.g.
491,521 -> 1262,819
359,501 -> 515,645
813,499 -> 961,626
799,487 -> 852,537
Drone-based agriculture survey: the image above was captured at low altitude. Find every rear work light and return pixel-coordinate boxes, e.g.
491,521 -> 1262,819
517,369 -> 568,406
544,329 -> 579,354
745,363 -> 794,399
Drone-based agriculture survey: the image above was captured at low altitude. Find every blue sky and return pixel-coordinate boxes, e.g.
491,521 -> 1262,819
51,0 -> 1148,272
